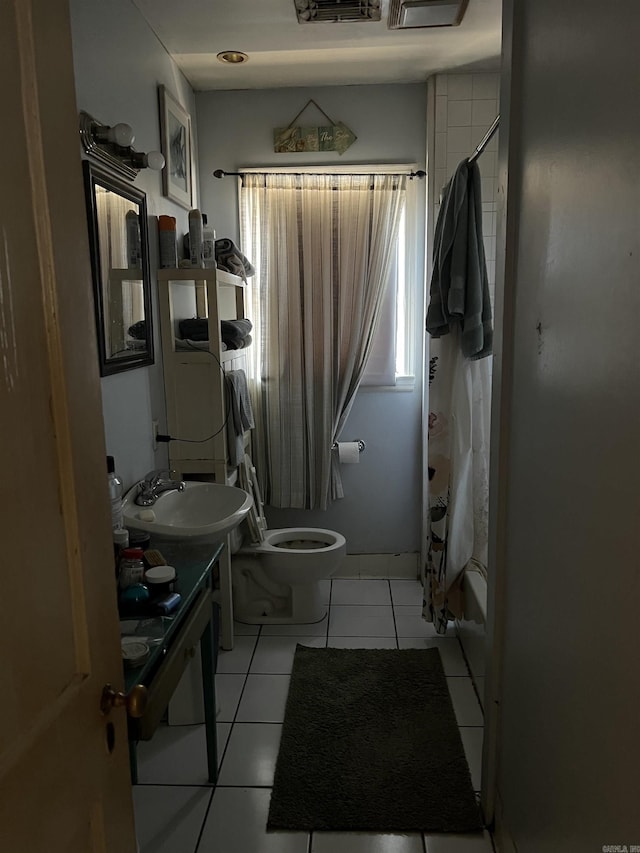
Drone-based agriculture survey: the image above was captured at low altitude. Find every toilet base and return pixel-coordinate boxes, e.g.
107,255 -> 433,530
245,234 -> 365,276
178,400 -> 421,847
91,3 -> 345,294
233,577 -> 328,625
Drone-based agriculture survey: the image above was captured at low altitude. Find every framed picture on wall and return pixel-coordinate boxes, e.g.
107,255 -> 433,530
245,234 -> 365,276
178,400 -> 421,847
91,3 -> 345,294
158,85 -> 193,209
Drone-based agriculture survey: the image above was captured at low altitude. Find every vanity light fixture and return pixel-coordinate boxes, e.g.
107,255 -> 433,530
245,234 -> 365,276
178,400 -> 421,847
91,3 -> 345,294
216,50 -> 249,64
79,111 -> 165,182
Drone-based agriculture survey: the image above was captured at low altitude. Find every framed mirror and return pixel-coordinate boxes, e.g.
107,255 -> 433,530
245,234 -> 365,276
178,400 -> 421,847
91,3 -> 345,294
83,161 -> 154,375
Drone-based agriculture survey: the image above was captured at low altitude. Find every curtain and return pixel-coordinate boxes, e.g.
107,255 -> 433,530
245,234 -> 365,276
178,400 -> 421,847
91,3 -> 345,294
240,172 -> 406,510
423,158 -> 493,633
424,329 -> 491,632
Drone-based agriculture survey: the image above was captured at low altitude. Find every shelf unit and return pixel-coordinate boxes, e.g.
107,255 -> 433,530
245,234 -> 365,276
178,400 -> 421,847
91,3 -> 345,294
157,267 -> 250,650
157,267 -> 248,483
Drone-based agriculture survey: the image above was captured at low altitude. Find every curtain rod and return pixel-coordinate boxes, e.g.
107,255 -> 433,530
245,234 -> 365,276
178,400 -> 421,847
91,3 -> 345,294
213,168 -> 426,181
468,115 -> 500,164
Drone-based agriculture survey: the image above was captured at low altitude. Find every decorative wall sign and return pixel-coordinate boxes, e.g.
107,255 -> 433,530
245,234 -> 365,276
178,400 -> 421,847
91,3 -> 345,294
274,100 -> 357,156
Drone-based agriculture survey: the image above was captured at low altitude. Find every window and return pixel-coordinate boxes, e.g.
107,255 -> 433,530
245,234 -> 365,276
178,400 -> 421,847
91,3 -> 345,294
360,202 -> 416,387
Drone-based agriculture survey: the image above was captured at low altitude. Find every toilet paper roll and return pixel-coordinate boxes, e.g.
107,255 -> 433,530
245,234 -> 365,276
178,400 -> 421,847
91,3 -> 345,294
337,441 -> 360,464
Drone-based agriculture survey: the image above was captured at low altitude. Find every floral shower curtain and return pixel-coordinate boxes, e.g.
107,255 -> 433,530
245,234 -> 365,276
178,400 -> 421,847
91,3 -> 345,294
240,171 -> 406,510
423,158 -> 493,633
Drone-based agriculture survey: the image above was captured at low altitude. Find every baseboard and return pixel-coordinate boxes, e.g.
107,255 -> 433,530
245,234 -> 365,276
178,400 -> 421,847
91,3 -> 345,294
334,552 -> 419,579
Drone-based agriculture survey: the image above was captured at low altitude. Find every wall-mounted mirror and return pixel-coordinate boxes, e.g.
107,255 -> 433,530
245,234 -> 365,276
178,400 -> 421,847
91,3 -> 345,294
83,161 -> 154,375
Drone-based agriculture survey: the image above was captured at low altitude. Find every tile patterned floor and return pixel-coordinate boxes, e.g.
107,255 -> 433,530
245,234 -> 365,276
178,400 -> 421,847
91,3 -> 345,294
134,579 -> 492,853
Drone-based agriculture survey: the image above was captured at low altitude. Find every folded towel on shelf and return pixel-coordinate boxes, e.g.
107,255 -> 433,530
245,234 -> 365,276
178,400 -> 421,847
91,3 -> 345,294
215,239 -> 256,281
178,317 -> 208,341
221,318 -> 253,349
225,369 -> 255,467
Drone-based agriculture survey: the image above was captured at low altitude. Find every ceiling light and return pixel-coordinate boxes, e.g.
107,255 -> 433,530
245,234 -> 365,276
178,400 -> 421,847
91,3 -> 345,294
217,51 -> 249,64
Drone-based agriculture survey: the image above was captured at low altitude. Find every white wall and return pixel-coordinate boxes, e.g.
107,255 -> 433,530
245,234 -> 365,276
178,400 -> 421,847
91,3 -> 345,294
69,0 -> 197,490
196,85 -> 427,554
486,0 -> 640,847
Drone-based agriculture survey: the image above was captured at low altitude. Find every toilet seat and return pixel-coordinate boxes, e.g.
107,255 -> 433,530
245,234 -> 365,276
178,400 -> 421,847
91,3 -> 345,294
238,455 -> 345,554
248,527 -> 346,555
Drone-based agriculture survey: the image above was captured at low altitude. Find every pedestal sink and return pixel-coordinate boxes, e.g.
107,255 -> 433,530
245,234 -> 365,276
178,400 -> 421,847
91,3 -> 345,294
122,480 -> 253,543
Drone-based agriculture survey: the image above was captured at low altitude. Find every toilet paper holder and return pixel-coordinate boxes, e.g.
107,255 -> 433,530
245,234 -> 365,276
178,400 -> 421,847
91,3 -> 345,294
331,439 -> 366,453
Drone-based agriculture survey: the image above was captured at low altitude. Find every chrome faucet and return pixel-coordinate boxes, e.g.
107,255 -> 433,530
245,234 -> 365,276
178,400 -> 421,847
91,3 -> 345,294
135,469 -> 186,506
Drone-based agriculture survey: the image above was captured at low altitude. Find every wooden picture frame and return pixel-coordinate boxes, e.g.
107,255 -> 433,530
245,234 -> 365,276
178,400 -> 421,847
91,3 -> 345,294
158,85 -> 193,209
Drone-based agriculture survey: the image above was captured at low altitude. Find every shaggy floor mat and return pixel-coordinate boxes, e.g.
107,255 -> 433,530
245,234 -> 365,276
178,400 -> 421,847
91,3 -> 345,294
267,645 -> 482,832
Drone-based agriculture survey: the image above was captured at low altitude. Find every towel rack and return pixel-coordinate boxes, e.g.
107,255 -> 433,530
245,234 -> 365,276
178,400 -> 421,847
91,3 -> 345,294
468,115 -> 500,165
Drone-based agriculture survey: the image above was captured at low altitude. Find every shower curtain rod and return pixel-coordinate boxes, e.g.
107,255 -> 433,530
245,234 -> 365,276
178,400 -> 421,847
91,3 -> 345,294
468,115 -> 500,164
212,168 -> 426,180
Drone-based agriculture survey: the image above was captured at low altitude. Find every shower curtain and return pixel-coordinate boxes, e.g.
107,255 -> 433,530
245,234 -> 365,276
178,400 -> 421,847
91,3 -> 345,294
423,158 -> 493,634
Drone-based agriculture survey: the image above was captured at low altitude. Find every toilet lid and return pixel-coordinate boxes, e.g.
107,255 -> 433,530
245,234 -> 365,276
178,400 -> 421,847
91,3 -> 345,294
239,454 -> 268,544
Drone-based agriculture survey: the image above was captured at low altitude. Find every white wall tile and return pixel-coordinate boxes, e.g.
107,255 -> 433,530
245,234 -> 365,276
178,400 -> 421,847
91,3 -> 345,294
472,72 -> 500,99
471,98 -> 499,127
447,99 -> 472,127
480,176 -> 495,202
435,74 -> 448,96
447,74 -> 473,100
447,125 -> 473,154
435,95 -> 448,128
435,132 -> 448,168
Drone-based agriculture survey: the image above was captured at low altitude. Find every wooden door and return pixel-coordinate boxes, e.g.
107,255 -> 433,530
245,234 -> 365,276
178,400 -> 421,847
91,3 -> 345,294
0,1 -> 137,850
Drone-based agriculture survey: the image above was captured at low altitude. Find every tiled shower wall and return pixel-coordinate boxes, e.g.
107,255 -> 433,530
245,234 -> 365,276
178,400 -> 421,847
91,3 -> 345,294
431,72 -> 500,296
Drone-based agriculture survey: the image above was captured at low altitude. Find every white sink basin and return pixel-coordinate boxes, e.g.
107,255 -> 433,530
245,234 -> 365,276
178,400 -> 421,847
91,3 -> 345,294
122,480 -> 252,543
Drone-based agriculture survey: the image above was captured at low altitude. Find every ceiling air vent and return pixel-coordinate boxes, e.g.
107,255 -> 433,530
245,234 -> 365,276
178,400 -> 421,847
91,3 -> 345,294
387,0 -> 468,28
294,0 -> 381,23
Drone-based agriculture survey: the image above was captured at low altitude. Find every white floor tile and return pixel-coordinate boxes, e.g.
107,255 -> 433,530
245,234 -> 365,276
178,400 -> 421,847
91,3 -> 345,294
327,636 -> 398,649
425,830 -> 493,852
199,787 -> 309,853
398,638 -> 469,676
136,723 -> 225,785
447,678 -> 484,727
250,635 -> 326,674
217,722 -> 232,764
329,605 -> 395,637
331,579 -> 391,605
236,674 -> 291,722
395,606 -> 456,637
216,674 -> 246,721
459,727 -> 484,791
217,635 -> 258,673
312,830 -> 424,852
390,579 -> 424,606
217,723 -> 282,786
261,614 -> 329,636
319,578 -> 331,605
133,785 -> 211,853
233,620 -> 260,635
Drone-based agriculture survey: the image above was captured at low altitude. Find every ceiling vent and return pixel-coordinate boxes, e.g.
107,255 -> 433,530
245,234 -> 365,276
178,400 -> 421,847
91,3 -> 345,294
387,0 -> 468,28
294,0 -> 381,23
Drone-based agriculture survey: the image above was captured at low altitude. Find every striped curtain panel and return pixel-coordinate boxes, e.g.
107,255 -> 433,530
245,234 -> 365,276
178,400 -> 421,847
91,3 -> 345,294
240,172 -> 406,510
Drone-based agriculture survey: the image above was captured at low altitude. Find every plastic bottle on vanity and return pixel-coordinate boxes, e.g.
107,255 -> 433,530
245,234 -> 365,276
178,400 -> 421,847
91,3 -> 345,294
202,215 -> 216,269
188,208 -> 203,268
107,455 -> 124,531
158,215 -> 177,268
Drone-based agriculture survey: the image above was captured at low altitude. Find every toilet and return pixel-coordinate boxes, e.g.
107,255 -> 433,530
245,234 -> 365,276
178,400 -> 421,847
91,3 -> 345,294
231,455 -> 346,624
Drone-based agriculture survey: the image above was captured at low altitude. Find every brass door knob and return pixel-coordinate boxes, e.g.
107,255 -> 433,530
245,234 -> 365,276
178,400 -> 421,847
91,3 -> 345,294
101,683 -> 148,718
